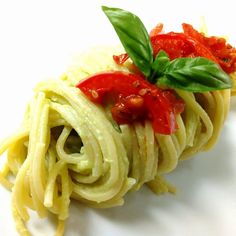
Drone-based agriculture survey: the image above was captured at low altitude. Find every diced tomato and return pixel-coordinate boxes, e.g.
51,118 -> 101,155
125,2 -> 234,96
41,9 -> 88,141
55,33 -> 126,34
150,32 -> 217,62
151,33 -> 195,59
77,71 -> 184,134
113,53 -> 129,65
182,23 -> 236,73
182,23 -> 206,44
111,94 -> 146,124
150,23 -> 164,37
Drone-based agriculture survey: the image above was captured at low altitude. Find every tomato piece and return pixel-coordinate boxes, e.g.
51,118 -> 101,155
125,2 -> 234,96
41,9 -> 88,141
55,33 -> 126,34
182,23 -> 236,73
113,53 -> 129,65
151,33 -> 195,59
182,23 -> 205,44
111,94 -> 146,124
77,71 -> 184,134
150,32 -> 217,62
150,23 -> 164,37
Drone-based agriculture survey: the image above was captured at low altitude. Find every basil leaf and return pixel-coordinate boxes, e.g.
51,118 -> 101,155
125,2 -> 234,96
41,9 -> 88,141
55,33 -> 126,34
102,6 -> 153,77
157,57 -> 232,92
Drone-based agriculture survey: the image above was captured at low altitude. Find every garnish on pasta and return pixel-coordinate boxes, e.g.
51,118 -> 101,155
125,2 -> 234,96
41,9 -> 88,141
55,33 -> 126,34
0,5 -> 235,236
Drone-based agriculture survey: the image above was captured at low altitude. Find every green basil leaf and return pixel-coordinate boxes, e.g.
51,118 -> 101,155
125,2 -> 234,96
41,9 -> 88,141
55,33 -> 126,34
157,57 -> 232,92
102,6 -> 153,77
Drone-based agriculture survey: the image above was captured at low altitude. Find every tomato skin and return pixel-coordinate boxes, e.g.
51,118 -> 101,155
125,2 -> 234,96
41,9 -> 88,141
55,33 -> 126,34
150,32 -> 217,62
77,71 -> 143,102
150,23 -> 164,37
151,33 -> 195,59
77,71 -> 184,134
182,23 -> 205,44
113,53 -> 129,65
182,23 -> 236,73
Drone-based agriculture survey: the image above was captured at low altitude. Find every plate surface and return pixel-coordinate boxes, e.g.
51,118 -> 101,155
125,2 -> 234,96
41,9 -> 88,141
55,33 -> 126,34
0,1 -> 236,235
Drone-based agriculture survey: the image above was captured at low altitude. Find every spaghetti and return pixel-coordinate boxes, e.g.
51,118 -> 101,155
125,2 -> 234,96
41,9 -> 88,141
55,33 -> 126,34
0,46 -> 232,235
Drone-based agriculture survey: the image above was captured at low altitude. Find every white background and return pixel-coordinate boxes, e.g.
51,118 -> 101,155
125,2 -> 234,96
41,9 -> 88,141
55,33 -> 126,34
0,0 -> 236,235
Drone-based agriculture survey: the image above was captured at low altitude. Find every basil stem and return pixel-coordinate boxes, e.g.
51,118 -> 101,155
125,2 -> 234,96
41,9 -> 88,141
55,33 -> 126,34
102,6 -> 153,78
149,50 -> 170,83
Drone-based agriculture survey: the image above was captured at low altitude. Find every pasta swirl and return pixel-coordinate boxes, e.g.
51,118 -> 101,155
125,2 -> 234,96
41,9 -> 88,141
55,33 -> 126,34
0,47 -> 232,236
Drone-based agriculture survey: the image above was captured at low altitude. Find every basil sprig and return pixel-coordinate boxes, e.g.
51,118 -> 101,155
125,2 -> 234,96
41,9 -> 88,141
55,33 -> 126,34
156,51 -> 232,91
102,6 -> 232,92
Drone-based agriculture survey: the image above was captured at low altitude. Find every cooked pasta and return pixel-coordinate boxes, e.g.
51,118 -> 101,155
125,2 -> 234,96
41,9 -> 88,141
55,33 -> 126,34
0,45 -> 232,236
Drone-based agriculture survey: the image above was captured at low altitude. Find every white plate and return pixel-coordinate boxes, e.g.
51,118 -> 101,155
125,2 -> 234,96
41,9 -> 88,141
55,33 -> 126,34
0,1 -> 236,235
